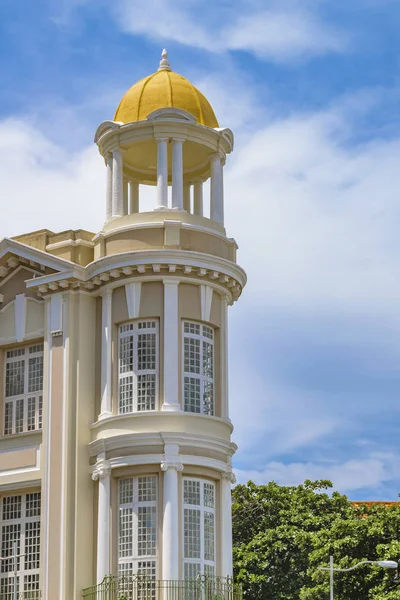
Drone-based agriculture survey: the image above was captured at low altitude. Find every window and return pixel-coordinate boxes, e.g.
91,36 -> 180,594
118,476 -> 157,581
0,493 -> 41,599
183,478 -> 215,580
118,321 -> 158,414
183,322 -> 214,415
4,344 -> 43,436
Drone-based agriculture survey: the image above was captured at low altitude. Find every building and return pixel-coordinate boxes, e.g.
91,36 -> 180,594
0,50 -> 246,600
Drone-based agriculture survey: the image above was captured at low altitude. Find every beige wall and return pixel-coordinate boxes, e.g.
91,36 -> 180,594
0,447 -> 37,472
0,267 -> 42,305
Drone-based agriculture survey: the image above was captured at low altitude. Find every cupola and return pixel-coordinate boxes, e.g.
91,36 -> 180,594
94,50 -> 234,240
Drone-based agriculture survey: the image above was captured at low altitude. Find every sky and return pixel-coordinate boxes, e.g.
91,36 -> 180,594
1,0 -> 400,500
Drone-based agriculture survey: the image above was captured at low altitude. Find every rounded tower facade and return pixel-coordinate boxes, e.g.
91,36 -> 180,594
91,50 -> 246,587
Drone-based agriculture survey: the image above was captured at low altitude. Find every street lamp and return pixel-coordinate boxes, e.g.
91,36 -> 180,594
318,555 -> 398,600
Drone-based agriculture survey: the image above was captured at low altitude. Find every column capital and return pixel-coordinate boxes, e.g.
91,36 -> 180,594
171,137 -> 185,144
155,136 -> 170,143
92,459 -> 112,481
99,286 -> 113,298
162,277 -> 181,287
222,468 -> 236,484
161,461 -> 184,472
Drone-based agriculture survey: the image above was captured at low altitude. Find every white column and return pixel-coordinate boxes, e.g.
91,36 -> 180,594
129,180 -> 139,214
161,446 -> 183,580
100,289 -> 113,419
210,154 -> 224,225
221,471 -> 235,577
92,456 -> 111,584
123,178 -> 129,215
172,138 -> 184,210
156,138 -> 169,209
183,181 -> 191,212
193,180 -> 204,216
112,149 -> 123,217
162,279 -> 180,411
105,154 -> 113,221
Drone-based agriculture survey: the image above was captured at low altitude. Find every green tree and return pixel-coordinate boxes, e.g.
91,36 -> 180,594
232,480 -> 400,600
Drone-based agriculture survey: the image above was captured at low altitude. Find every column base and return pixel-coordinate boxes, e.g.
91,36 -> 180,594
162,403 -> 182,412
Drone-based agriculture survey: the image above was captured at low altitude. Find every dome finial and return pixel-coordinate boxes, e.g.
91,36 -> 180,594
158,48 -> 171,72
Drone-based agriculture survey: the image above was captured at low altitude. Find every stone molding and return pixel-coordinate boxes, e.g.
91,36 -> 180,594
27,249 -> 246,303
161,461 -> 184,472
92,459 -> 112,481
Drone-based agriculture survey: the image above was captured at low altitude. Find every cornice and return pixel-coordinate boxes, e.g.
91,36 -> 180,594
94,119 -> 233,158
25,249 -> 246,303
90,453 -> 233,479
88,429 -> 237,458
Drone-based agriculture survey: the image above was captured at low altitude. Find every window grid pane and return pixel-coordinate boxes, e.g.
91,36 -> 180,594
5,360 -> 24,397
183,479 -> 216,580
28,356 -> 43,393
118,321 -> 158,414
183,322 -> 214,416
118,476 -> 157,578
0,493 -> 41,596
4,345 -> 43,435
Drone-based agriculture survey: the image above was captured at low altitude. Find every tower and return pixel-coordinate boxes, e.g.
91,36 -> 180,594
0,50 -> 246,600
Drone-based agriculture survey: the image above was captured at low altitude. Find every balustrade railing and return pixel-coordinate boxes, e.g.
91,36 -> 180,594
82,576 -> 242,600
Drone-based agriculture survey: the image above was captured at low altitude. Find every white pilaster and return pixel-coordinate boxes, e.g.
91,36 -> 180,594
210,154 -> 224,225
172,138 -> 184,210
14,293 -> 27,342
106,153 -> 113,221
92,456 -> 112,584
162,279 -> 180,411
161,444 -> 183,580
125,282 -> 141,319
100,289 -> 113,419
220,470 -> 235,577
193,180 -> 204,216
200,285 -> 213,323
112,149 -> 123,217
183,181 -> 191,212
220,297 -> 229,419
129,180 -> 139,214
123,178 -> 129,215
156,138 -> 169,209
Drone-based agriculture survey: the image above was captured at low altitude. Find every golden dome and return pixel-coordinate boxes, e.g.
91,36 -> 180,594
114,50 -> 219,128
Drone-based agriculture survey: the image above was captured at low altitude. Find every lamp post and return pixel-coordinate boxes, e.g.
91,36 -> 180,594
318,556 -> 398,600
0,541 -> 21,600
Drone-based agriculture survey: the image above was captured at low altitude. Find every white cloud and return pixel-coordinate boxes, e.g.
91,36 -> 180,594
235,453 -> 400,493
111,0 -> 348,62
0,119 -> 104,238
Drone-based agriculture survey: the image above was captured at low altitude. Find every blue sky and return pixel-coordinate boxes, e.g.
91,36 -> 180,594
2,0 -> 400,499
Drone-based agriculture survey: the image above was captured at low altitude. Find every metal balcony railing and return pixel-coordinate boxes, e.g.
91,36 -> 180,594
82,576 -> 243,600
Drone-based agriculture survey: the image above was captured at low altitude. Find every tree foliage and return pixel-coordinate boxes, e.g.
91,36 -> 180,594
232,480 -> 400,600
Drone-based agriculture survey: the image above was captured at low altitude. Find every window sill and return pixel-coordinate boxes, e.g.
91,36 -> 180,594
0,429 -> 42,451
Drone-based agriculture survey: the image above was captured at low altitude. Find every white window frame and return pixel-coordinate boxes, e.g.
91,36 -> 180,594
3,344 -> 44,436
182,477 -> 216,580
118,475 -> 158,579
182,321 -> 215,415
118,320 -> 159,414
0,492 -> 41,598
